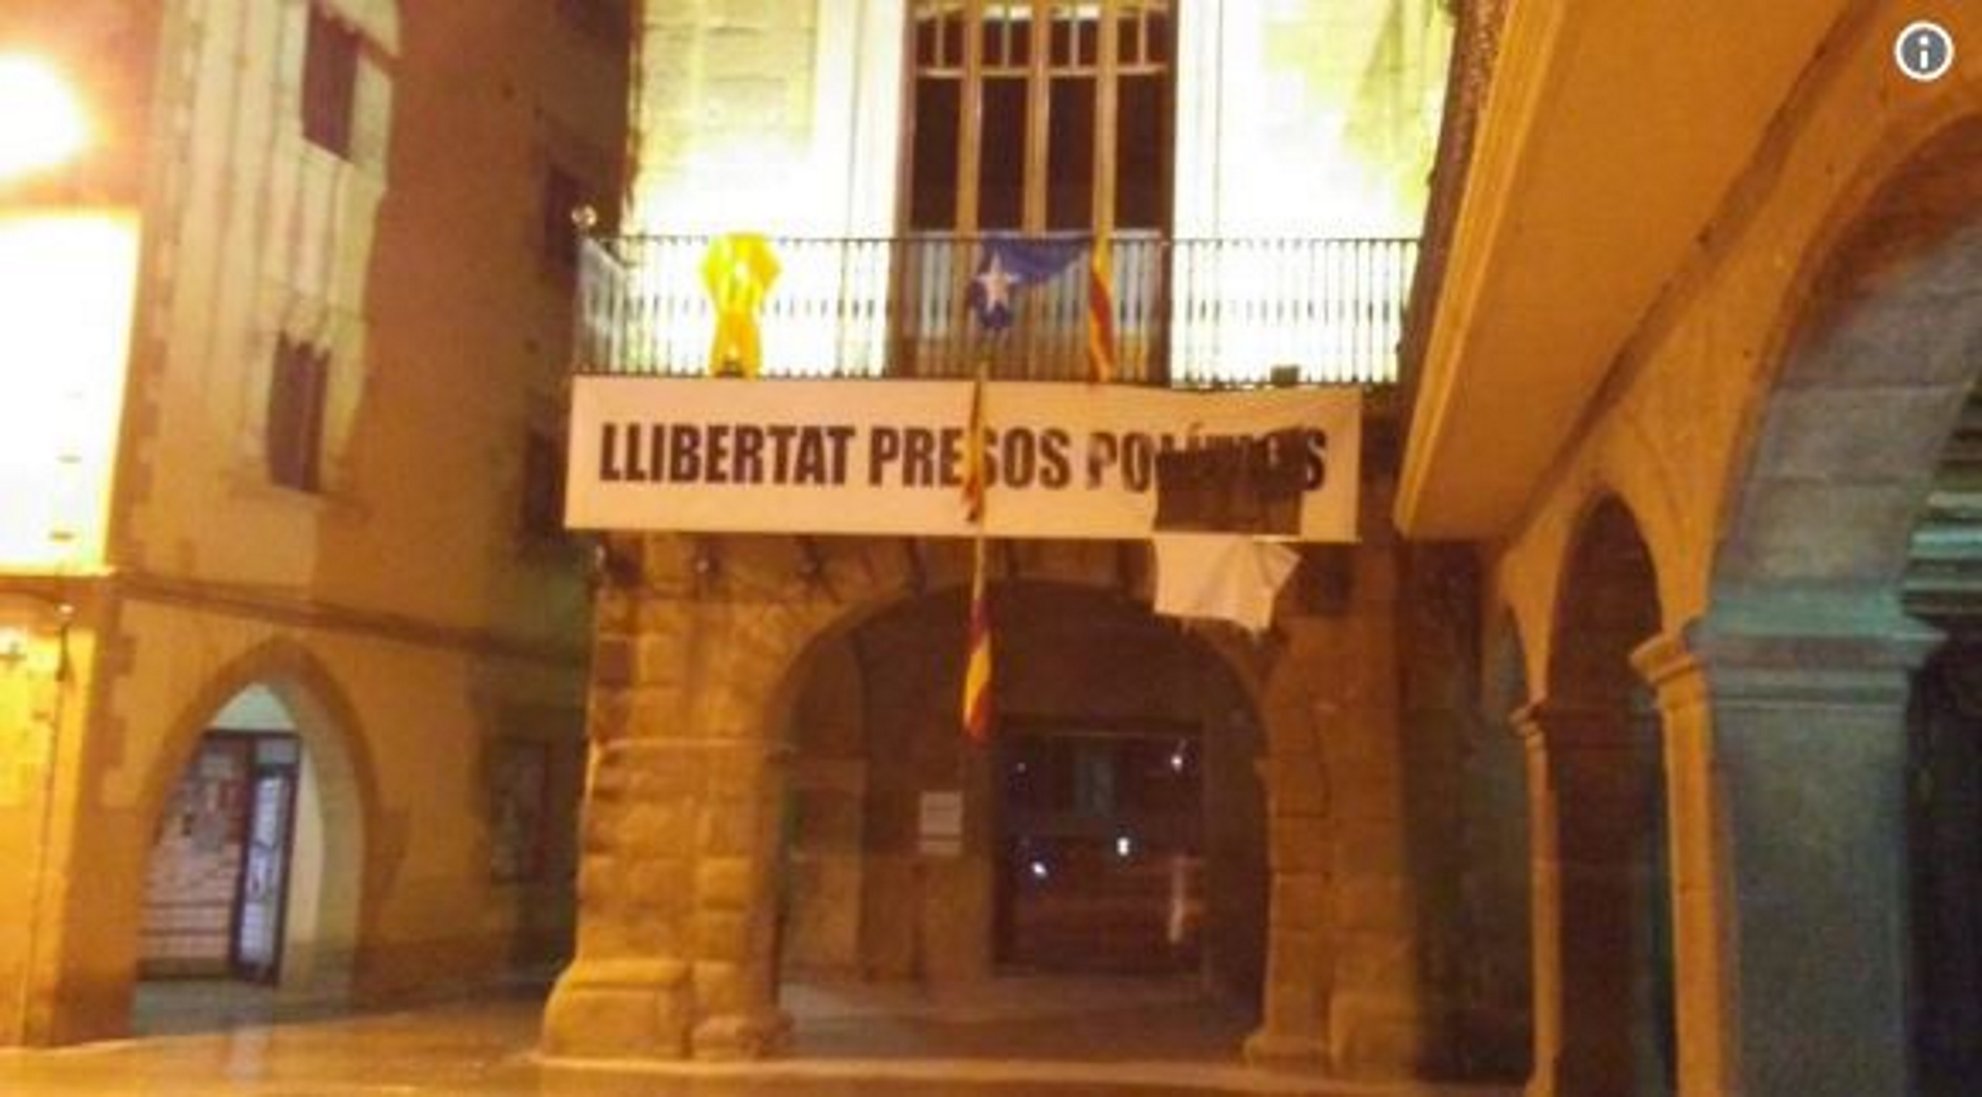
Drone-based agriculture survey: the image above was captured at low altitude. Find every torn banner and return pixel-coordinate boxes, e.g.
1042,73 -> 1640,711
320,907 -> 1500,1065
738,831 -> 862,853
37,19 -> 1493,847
1151,533 -> 1301,633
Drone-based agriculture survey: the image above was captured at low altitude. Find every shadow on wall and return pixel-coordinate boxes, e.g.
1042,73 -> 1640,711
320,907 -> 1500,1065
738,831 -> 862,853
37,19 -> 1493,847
1398,546 -> 1533,1084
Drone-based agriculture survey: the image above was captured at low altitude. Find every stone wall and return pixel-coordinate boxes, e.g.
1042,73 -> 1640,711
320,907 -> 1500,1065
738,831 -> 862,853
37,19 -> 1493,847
549,497 -> 1499,1078
628,0 -> 821,231
0,0 -> 611,1047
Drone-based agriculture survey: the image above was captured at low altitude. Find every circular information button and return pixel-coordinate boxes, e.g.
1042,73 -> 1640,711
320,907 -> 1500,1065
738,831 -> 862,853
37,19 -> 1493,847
1896,20 -> 1956,83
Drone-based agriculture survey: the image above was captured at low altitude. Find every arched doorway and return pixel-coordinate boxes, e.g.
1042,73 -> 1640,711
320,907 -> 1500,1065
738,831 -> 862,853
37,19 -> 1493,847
1906,643 -> 1982,1092
1706,116 -> 1982,1093
1539,498 -> 1675,1095
1904,383 -> 1982,1092
775,580 -> 1268,1049
134,676 -> 366,1033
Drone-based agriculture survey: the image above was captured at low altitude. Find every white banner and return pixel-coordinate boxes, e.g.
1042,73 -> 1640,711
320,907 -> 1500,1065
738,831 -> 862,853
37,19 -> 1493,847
567,377 -> 1360,541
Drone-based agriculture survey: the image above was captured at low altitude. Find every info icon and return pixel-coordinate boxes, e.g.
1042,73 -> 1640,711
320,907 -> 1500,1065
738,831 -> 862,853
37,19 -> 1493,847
1896,20 -> 1955,83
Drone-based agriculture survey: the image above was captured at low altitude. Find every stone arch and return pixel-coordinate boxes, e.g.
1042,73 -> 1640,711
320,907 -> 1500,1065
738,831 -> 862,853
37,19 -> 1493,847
1715,115 -> 1982,600
545,533 -> 1151,1059
1548,498 -> 1666,700
767,573 -> 1271,995
1513,467 -> 1681,693
546,531 -> 1354,1063
718,534 -> 1277,758
1526,495 -> 1675,1096
1699,111 -> 1982,1096
134,636 -> 378,999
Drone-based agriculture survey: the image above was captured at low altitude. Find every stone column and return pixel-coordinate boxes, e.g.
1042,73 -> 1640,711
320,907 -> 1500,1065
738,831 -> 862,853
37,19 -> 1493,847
1657,606 -> 1936,1096
1514,698 -> 1667,1097
543,536 -> 798,1060
1630,633 -> 1734,1097
1245,744 -> 1333,1067
1509,703 -> 1561,1097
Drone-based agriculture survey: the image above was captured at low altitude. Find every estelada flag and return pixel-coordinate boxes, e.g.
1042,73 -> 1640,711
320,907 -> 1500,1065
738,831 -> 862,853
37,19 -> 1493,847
966,235 -> 1083,332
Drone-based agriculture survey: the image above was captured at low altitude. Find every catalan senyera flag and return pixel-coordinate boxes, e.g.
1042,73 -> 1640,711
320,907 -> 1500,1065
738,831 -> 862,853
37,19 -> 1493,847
963,535 -> 993,743
961,364 -> 992,743
1086,237 -> 1117,384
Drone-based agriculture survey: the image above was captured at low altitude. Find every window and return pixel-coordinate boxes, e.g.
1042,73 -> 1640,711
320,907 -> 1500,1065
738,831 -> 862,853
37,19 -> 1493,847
907,0 -> 1173,234
520,429 -> 567,538
301,6 -> 360,156
541,166 -> 586,270
267,337 -> 329,491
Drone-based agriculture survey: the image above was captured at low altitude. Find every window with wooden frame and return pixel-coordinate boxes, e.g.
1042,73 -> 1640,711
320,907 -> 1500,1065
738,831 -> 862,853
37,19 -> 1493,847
906,0 -> 1173,235
266,337 -> 329,492
301,6 -> 361,156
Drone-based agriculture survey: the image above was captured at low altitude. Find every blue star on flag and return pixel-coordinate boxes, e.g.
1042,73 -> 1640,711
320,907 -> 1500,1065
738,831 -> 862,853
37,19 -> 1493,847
973,252 -> 1019,331
966,236 -> 1084,332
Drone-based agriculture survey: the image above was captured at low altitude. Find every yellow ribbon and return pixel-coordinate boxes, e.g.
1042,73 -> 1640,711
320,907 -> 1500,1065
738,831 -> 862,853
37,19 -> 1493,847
701,233 -> 780,377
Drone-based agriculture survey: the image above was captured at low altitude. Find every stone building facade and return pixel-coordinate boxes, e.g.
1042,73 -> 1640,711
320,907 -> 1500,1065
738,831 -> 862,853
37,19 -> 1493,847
540,0 -> 1550,1086
0,0 -> 623,1043
1402,2 -> 1982,1094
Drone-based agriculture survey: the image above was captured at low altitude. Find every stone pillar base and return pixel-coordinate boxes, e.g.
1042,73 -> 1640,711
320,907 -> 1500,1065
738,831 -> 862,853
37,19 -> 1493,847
692,1009 -> 793,1059
540,960 -> 792,1062
1243,1028 -> 1329,1069
541,960 -> 692,1059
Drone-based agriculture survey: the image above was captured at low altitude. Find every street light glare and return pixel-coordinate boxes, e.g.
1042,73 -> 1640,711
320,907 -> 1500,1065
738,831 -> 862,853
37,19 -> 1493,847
0,54 -> 87,182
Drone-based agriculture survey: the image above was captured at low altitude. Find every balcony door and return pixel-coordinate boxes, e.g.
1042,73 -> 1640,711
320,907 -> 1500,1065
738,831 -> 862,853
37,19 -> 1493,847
903,1 -> 1173,377
907,0 -> 1171,236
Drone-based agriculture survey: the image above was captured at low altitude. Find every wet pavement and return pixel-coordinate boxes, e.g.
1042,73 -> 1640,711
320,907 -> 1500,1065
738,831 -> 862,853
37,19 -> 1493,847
0,977 -> 1520,1096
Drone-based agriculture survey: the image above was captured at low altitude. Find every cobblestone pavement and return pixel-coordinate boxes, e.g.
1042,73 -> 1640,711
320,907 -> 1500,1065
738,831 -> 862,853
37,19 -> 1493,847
0,978 -> 1521,1096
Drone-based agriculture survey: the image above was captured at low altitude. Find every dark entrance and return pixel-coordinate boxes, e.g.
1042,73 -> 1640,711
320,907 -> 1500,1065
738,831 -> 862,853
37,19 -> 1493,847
995,720 -> 1202,973
1546,499 -> 1676,1095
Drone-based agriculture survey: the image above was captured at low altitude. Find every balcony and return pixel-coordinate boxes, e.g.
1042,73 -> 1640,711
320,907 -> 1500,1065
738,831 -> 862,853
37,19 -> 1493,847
573,233 -> 1417,386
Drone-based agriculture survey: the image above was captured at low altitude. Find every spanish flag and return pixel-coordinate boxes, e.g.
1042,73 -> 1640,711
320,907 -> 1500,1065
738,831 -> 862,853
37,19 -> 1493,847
1086,237 -> 1117,384
961,365 -> 992,743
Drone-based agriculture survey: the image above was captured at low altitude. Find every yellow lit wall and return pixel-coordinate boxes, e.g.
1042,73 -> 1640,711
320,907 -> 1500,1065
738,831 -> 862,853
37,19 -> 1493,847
625,0 -> 901,237
0,209 -> 137,570
628,0 -> 1447,237
1176,0 -> 1451,239
1,1 -> 615,1046
1173,0 -> 1450,384
620,0 -> 1449,383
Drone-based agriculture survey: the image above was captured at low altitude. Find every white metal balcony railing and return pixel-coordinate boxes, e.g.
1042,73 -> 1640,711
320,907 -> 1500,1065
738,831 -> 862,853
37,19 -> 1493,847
574,233 -> 1417,386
